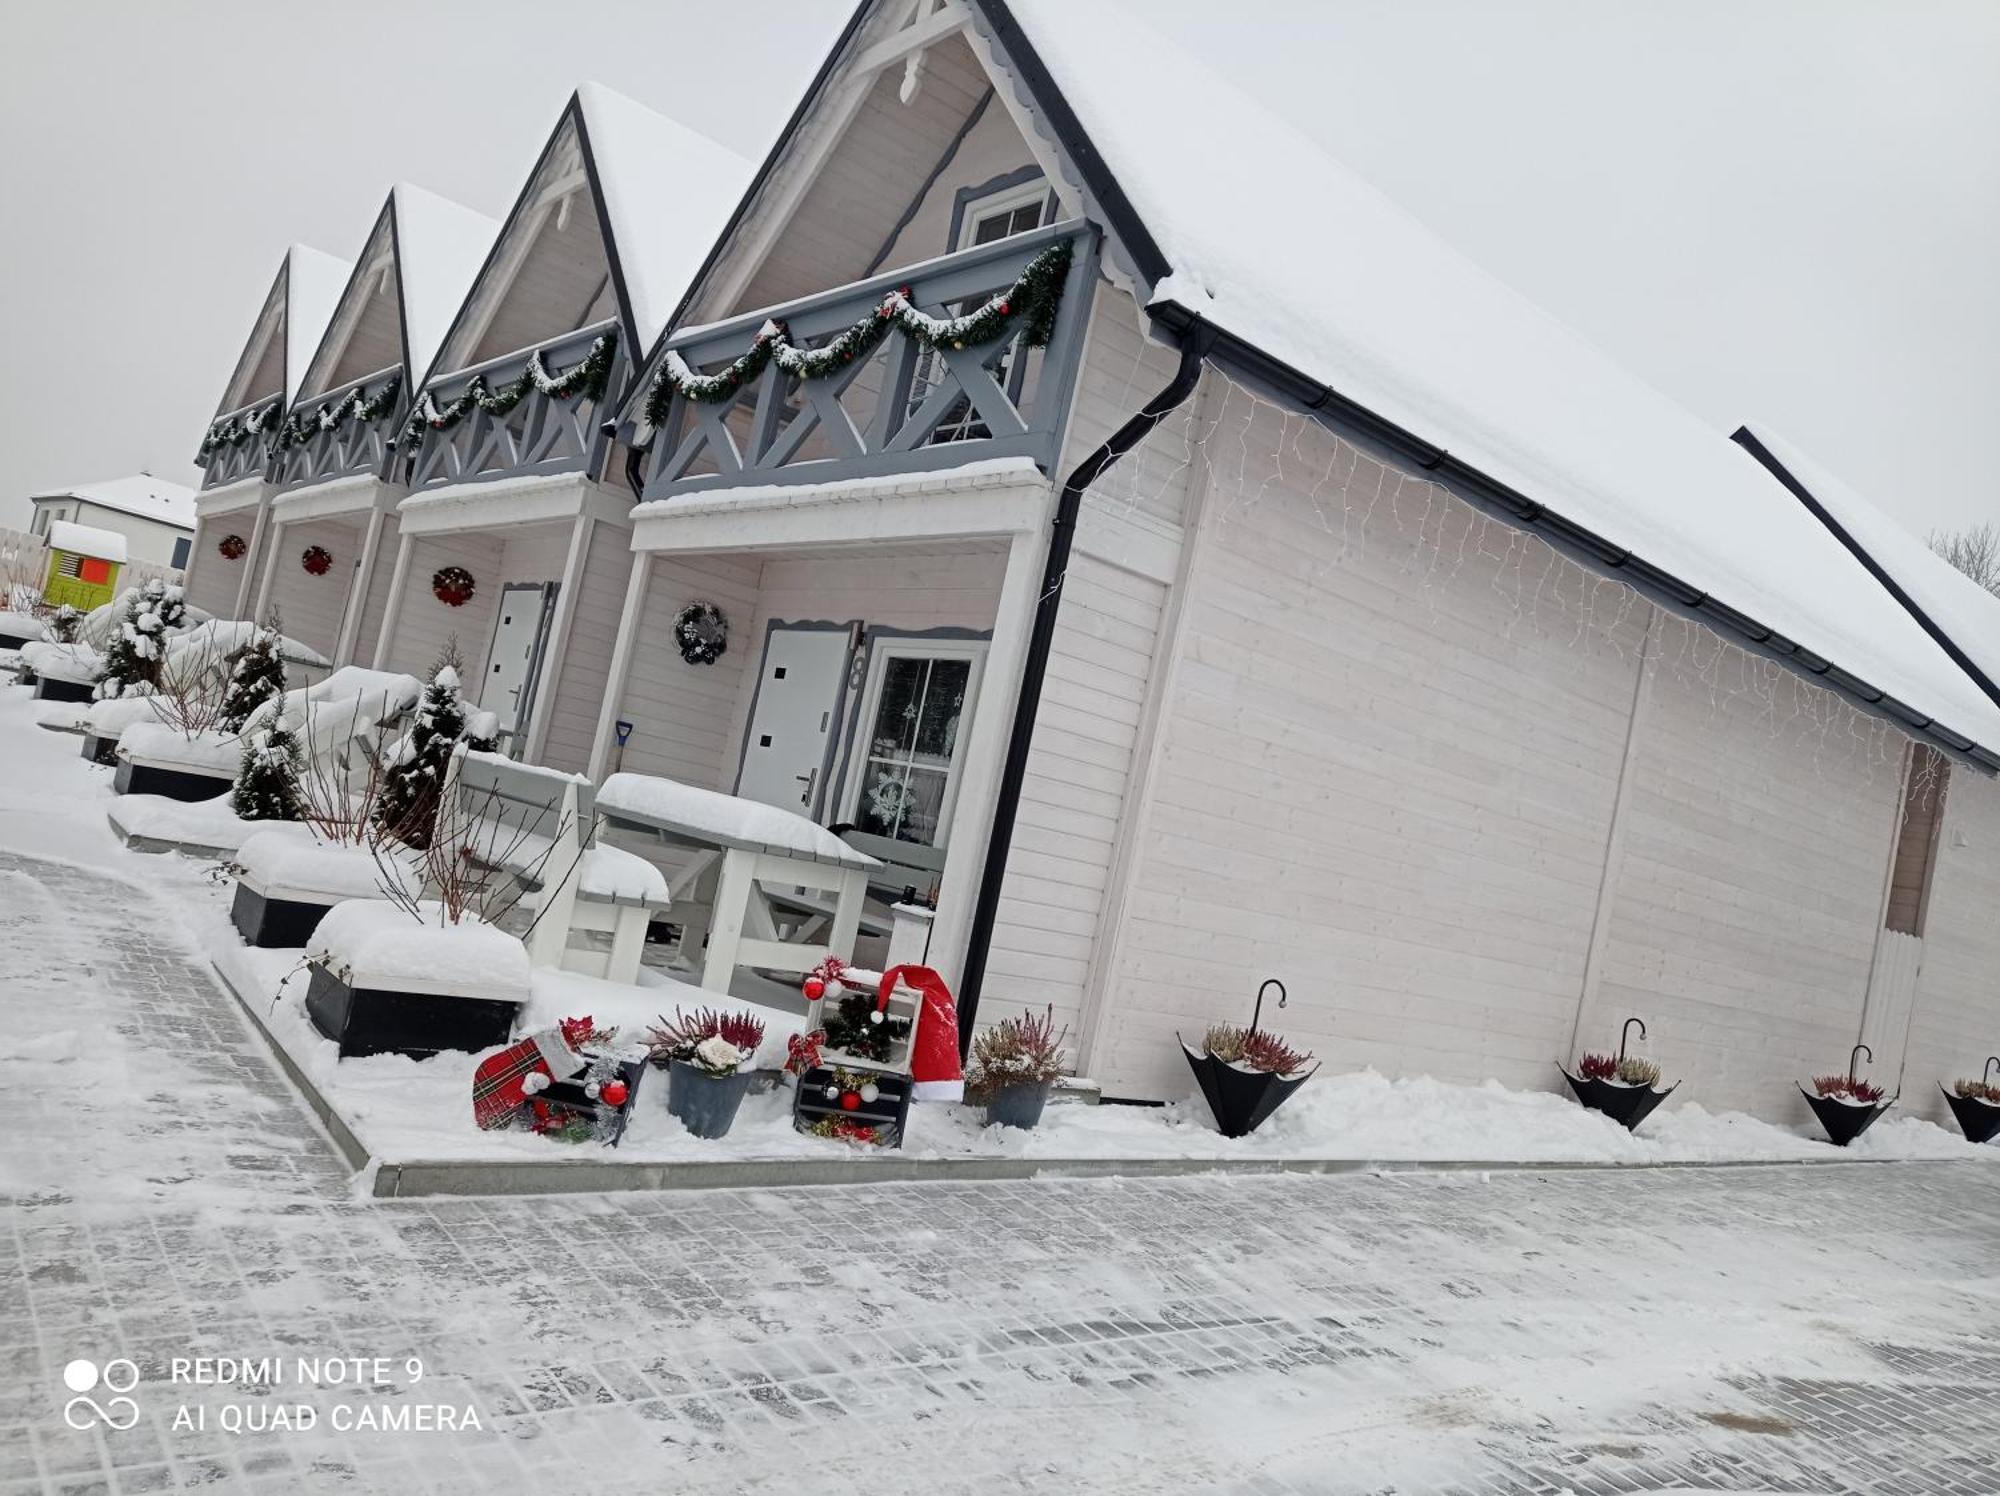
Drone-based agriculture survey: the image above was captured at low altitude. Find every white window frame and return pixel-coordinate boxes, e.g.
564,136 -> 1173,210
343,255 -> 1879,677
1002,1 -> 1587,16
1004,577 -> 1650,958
954,178 -> 1052,252
837,635 -> 989,850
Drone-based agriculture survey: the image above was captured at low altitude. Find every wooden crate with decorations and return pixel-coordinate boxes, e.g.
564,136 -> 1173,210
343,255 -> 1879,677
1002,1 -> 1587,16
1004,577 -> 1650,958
791,1064 -> 915,1148
800,962 -> 924,1074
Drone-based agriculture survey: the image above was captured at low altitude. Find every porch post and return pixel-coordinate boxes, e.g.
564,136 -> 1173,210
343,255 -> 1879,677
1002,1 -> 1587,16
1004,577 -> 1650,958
523,512 -> 594,765
923,519 -> 1047,989
371,529 -> 415,671
337,504 -> 388,667
587,552 -> 652,780
231,494 -> 271,620
251,517 -> 285,621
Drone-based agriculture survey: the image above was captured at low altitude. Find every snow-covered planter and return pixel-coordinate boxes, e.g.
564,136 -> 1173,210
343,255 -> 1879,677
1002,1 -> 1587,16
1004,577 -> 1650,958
1801,1045 -> 1895,1146
79,694 -> 170,765
648,1008 -> 766,1139
969,1005 -> 1069,1131
21,640 -> 102,702
1561,1017 -> 1678,1132
0,610 -> 46,651
112,720 -> 238,802
304,900 -> 530,1060
228,826 -> 422,949
1180,979 -> 1319,1139
1942,1059 -> 2000,1144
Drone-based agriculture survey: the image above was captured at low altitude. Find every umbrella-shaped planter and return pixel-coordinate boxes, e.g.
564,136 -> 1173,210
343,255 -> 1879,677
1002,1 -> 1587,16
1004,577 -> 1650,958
1801,1044 -> 1895,1146
1181,979 -> 1319,1139
1561,1017 -> 1678,1131
1942,1057 -> 2000,1145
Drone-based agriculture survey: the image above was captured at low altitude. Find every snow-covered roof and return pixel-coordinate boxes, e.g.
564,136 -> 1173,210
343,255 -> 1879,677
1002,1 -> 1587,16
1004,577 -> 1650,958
574,82 -> 755,352
46,520 -> 128,563
389,184 -> 501,383
33,475 -> 196,530
283,244 -> 354,401
999,0 -> 2000,757
1737,425 -> 2000,711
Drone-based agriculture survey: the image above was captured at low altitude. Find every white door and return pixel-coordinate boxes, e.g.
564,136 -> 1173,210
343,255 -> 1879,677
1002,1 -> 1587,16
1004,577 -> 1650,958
482,583 -> 555,737
735,625 -> 855,817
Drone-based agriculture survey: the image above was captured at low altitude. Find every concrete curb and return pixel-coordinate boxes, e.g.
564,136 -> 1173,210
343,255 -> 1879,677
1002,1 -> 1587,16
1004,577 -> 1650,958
210,951 -> 373,1173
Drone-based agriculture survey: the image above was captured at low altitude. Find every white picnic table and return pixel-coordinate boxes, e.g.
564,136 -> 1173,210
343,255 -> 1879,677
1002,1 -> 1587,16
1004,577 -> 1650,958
595,772 -> 879,994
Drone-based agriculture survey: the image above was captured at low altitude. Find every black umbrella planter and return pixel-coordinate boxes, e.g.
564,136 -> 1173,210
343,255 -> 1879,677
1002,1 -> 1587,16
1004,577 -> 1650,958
1180,979 -> 1319,1139
1942,1056 -> 2000,1145
1801,1044 -> 1896,1147
1561,1017 -> 1678,1131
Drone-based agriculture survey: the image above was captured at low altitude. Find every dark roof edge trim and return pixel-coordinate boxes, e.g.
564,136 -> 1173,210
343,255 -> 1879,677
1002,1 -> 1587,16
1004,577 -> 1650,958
1149,298 -> 1998,774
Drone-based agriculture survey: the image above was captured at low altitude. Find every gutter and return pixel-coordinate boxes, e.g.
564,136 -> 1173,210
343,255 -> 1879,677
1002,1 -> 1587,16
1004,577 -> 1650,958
956,317 -> 1218,1051
1731,426 -> 2000,714
1148,299 -> 1998,776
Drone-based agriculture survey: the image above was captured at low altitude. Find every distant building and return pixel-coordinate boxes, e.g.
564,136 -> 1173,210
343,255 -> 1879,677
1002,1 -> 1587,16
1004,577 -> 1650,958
28,475 -> 196,570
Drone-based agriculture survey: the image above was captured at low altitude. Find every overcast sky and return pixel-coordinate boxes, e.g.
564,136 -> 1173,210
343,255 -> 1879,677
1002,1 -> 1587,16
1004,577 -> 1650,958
2,0 -> 1995,545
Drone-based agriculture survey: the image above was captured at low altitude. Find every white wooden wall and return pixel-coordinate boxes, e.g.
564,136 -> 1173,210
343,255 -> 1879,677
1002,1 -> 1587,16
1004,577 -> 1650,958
1899,773 -> 2000,1122
264,516 -> 362,659
540,520 -> 635,775
614,554 -> 762,785
381,531 -> 505,682
346,513 -> 401,668
184,517 -> 248,617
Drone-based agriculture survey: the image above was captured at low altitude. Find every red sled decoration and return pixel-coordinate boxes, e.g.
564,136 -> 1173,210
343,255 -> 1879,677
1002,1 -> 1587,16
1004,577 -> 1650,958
471,1027 -> 583,1129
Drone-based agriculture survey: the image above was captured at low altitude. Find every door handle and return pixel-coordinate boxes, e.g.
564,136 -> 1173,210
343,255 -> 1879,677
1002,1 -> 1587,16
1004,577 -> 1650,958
795,767 -> 817,808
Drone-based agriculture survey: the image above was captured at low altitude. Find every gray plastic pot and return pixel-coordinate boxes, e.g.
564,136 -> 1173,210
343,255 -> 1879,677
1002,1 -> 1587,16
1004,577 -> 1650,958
666,1059 -> 755,1140
984,1079 -> 1054,1130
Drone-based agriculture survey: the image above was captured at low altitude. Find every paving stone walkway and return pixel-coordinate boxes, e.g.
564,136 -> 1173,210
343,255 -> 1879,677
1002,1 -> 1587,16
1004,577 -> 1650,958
4,848 -> 2000,1495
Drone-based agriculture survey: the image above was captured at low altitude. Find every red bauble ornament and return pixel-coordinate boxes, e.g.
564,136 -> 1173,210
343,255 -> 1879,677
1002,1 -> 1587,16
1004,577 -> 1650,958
802,976 -> 825,1001
600,1080 -> 629,1108
839,1091 -> 861,1112
998,301 -> 1010,315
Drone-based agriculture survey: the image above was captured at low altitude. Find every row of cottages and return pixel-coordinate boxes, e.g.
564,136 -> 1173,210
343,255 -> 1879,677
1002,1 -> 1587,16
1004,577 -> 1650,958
180,0 -> 2000,1120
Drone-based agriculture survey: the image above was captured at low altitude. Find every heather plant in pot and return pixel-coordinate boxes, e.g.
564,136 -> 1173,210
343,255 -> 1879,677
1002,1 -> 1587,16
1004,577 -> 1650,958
1800,1043 -> 1895,1146
1943,1057 -> 2000,1144
1562,1017 -> 1677,1131
969,1006 -> 1069,1130
1181,979 -> 1318,1138
649,1007 -> 766,1140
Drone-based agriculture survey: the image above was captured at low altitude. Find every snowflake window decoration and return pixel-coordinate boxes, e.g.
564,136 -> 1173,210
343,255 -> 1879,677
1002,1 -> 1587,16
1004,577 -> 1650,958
673,602 -> 728,666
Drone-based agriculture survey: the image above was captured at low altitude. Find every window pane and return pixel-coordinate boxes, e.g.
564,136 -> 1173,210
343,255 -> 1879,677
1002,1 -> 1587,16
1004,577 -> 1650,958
870,657 -> 929,756
913,658 -> 970,758
856,762 -> 950,845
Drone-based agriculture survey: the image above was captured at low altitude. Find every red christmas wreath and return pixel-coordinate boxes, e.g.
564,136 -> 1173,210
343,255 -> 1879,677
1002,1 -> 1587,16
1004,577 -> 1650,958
300,545 -> 333,576
218,533 -> 247,561
432,565 -> 476,607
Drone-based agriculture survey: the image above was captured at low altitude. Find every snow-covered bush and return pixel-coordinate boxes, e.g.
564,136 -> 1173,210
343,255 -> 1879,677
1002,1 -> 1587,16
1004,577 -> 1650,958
221,624 -> 287,732
93,579 -> 186,700
1198,1022 -> 1314,1076
647,1008 -> 766,1075
232,714 -> 304,822
373,664 -> 468,849
1812,1074 -> 1885,1105
969,1005 -> 1068,1096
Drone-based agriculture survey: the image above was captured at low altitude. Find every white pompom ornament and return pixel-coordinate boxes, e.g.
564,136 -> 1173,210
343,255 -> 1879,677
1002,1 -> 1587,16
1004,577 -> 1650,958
859,1083 -> 879,1103
521,1071 -> 550,1095
868,1009 -> 884,1026
823,1084 -> 840,1100
825,977 -> 846,1000
584,1080 -> 602,1100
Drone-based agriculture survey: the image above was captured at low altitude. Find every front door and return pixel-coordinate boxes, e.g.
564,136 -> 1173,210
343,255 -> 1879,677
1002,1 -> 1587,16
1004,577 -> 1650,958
735,624 -> 855,818
482,582 -> 557,740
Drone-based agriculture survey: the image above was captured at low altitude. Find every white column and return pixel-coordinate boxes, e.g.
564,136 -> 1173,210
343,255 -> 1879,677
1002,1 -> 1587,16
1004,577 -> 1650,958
923,518 -> 1049,989
371,530 -> 416,671
337,504 -> 389,667
586,551 -> 652,780
524,512 -> 594,764
231,494 -> 272,620
251,517 -> 285,621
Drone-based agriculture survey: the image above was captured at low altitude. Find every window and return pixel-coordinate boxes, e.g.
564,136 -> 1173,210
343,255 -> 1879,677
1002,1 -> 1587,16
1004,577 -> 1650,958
841,639 -> 986,848
1885,744 -> 1949,937
30,508 -> 47,536
171,536 -> 191,569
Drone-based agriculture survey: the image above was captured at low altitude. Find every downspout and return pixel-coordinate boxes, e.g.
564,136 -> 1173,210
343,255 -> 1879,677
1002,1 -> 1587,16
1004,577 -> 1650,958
956,316 -> 1217,1050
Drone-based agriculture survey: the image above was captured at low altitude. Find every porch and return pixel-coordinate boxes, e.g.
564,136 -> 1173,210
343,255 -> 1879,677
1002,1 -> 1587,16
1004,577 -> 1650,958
251,479 -> 396,665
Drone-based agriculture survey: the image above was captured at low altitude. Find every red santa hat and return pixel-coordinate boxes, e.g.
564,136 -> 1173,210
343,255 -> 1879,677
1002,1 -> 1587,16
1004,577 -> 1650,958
880,964 -> 964,1103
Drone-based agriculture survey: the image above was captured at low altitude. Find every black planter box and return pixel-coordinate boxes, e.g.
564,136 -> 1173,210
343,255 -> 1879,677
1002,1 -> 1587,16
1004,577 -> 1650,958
80,732 -> 119,766
113,756 -> 233,802
33,675 -> 94,704
792,1064 -> 913,1147
0,627 -> 39,651
1941,1086 -> 2000,1144
1800,1086 -> 1893,1147
533,1057 -> 647,1146
1182,1044 -> 1316,1138
230,881 -> 338,949
305,962 -> 521,1060
1562,1070 -> 1678,1132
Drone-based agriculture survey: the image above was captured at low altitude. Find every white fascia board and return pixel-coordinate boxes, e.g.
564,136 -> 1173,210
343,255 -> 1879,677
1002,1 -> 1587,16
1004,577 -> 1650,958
193,478 -> 268,518
395,472 -> 629,536
269,474 -> 395,525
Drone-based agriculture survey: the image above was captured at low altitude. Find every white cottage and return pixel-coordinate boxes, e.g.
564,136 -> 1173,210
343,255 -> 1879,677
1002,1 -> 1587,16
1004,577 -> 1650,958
583,0 -> 2000,1115
184,244 -> 351,619
369,84 -> 751,765
236,184 -> 497,666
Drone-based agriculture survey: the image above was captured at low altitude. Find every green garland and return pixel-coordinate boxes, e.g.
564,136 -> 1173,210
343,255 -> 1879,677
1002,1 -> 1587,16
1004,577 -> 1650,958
198,401 -> 279,462
643,239 -> 1073,428
402,330 -> 618,450
278,374 -> 402,452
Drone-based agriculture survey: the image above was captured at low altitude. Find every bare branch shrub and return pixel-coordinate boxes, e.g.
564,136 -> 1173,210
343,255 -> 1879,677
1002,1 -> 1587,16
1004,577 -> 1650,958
1929,522 -> 2000,596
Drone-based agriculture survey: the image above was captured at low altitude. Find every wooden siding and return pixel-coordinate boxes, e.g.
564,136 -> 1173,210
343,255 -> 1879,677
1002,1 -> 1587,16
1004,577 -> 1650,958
1059,291 -> 1194,529
184,518 -> 247,617
541,520 -> 635,776
346,512 -> 401,669
1898,772 -> 2000,1123
614,554 -> 763,786
1885,745 -> 1947,937
323,268 -> 403,394
381,530 -> 505,683
267,516 -> 363,660
871,87 -> 1033,271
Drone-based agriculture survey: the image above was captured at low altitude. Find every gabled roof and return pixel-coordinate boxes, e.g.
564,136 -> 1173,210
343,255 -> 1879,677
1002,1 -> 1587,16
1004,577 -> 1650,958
31,475 -> 196,530
47,520 -> 128,564
422,85 -> 752,384
388,184 -> 501,383
1734,425 -> 2000,714
971,0 -> 2000,759
280,245 -> 354,402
